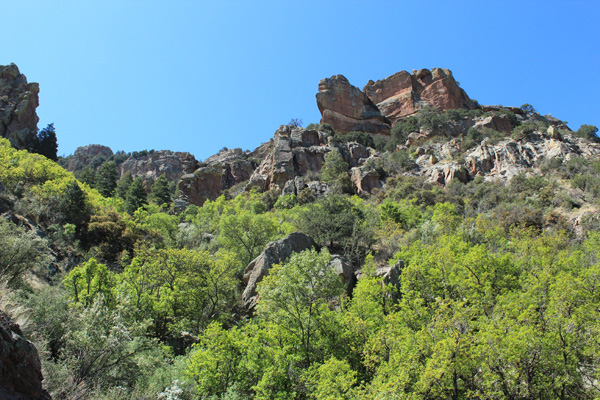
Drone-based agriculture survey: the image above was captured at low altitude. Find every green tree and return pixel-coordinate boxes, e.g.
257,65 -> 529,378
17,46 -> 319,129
59,180 -> 90,226
576,124 -> 599,141
76,165 -> 96,187
0,218 -> 51,287
30,123 -> 58,161
257,248 -> 345,366
299,194 -> 375,266
63,258 -> 119,308
116,171 -> 133,199
125,177 -> 147,215
218,210 -> 279,266
150,174 -> 171,207
321,148 -> 352,193
94,161 -> 118,197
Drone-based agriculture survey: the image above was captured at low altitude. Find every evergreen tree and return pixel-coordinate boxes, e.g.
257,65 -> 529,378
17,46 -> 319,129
150,175 -> 171,207
116,172 -> 133,199
76,166 -> 95,187
60,180 -> 90,226
30,123 -> 58,161
95,161 -> 118,197
125,177 -> 147,215
320,148 -> 352,193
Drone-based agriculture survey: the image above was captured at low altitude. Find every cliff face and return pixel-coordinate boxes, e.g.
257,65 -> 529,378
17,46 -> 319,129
316,75 -> 391,135
0,310 -> 51,400
317,68 -> 473,134
177,148 -> 260,207
0,64 -> 39,150
118,150 -> 199,184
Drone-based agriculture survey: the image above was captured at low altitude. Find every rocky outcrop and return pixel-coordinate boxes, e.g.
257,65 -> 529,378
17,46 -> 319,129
411,130 -> 600,185
316,75 -> 390,135
119,150 -> 199,183
363,68 -> 473,125
74,144 -> 113,159
0,310 -> 51,400
177,167 -> 222,207
471,115 -> 512,134
316,68 -> 472,134
350,165 -> 382,194
248,125 -> 377,193
176,148 -> 259,207
0,64 -> 39,150
64,145 -> 114,171
242,232 -> 316,310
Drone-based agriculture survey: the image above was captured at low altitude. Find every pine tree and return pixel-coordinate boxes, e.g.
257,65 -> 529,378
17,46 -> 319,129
125,177 -> 147,215
150,175 -> 171,207
116,172 -> 133,199
30,123 -> 58,161
95,162 -> 119,197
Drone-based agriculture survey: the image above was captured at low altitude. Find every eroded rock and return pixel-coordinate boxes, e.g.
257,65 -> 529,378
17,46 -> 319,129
0,310 -> 51,400
0,64 -> 40,150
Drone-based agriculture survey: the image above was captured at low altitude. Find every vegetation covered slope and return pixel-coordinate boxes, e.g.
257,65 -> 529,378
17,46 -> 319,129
1,102 -> 600,400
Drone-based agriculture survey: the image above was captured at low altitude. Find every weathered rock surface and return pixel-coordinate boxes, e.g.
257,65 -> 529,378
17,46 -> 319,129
411,130 -> 600,185
316,75 -> 391,135
471,114 -> 513,134
119,150 -> 199,183
63,144 -> 115,171
248,126 -> 378,193
242,232 -> 316,310
350,165 -> 382,194
0,310 -> 51,400
176,148 -> 259,207
0,64 -> 39,150
177,167 -> 222,207
316,68 -> 472,134
363,68 -> 473,125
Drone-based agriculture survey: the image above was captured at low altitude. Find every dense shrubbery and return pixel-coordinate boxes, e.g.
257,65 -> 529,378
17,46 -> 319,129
2,112 -> 600,400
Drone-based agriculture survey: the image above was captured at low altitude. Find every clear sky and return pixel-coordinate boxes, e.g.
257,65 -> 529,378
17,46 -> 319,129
2,1 -> 599,160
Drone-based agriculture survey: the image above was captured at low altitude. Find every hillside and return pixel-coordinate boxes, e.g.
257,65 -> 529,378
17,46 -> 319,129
1,64 -> 600,399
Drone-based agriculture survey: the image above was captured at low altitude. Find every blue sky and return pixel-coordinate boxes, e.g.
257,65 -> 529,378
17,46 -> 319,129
2,1 -> 599,160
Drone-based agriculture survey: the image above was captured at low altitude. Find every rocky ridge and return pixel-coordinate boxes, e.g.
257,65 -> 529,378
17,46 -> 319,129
316,68 -> 473,134
0,64 -> 39,150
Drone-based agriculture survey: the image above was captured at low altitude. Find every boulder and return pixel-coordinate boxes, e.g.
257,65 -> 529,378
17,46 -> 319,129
0,309 -> 51,400
350,165 -> 382,194
316,75 -> 390,135
242,232 -> 316,310
472,115 -> 513,134
0,64 -> 40,150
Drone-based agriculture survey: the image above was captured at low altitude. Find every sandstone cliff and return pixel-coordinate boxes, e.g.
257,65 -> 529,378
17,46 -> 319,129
317,68 -> 473,134
0,64 -> 39,150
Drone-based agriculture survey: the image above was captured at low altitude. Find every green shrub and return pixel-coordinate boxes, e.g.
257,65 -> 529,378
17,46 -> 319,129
334,131 -> 375,148
575,124 -> 599,141
274,194 -> 298,210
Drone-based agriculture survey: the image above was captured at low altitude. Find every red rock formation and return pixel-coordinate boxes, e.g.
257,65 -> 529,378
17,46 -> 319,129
316,75 -> 390,135
363,68 -> 473,125
0,64 -> 40,149
316,68 -> 473,134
